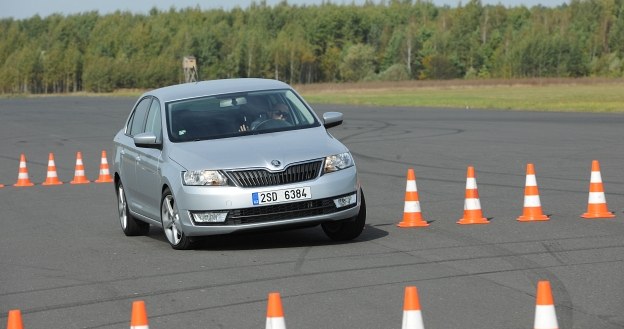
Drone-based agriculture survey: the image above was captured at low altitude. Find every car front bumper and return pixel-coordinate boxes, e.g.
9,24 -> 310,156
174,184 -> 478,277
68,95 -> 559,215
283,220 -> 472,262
172,167 -> 361,236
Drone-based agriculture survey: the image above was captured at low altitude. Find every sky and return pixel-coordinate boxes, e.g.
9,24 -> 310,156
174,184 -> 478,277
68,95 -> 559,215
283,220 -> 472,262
1,0 -> 569,20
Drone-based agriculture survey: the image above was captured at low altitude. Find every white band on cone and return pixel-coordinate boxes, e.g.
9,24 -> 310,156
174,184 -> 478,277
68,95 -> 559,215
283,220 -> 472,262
404,201 -> 421,213
406,181 -> 417,192
590,171 -> 602,183
464,198 -> 481,210
266,317 -> 286,329
534,305 -> 559,328
466,178 -> 477,189
525,175 -> 537,186
401,310 -> 425,329
523,195 -> 542,207
588,192 -> 606,204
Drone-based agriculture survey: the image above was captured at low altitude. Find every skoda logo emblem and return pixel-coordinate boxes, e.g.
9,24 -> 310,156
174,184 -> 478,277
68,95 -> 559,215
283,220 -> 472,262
271,160 -> 281,167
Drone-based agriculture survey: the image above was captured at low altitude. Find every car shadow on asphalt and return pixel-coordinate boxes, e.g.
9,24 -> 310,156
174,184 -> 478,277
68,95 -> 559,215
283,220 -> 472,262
145,224 -> 388,251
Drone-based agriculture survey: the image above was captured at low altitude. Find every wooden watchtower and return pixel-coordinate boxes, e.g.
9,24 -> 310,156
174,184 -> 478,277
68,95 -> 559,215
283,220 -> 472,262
183,56 -> 198,83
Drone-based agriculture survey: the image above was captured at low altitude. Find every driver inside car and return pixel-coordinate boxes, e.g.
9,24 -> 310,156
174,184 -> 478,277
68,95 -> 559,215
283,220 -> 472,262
239,102 -> 289,131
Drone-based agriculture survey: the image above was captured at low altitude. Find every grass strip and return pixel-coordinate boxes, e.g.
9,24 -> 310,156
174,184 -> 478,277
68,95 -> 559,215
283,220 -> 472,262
296,79 -> 624,112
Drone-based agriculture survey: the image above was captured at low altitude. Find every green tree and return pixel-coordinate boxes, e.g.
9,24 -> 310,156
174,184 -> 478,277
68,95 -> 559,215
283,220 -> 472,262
339,43 -> 376,81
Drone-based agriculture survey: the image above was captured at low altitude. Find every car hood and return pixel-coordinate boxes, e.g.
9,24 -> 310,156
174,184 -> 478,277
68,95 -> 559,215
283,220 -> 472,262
167,127 -> 348,171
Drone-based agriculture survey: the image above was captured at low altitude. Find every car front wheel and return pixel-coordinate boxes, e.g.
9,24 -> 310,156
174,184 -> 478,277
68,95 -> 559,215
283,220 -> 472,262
322,189 -> 366,241
161,188 -> 193,250
117,181 -> 149,236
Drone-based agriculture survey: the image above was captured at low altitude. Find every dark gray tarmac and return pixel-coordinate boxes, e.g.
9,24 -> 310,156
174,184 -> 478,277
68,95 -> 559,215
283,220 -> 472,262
1,96 -> 623,328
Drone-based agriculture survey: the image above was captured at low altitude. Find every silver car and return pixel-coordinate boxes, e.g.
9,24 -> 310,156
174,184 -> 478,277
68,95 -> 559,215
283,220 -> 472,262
112,78 -> 365,249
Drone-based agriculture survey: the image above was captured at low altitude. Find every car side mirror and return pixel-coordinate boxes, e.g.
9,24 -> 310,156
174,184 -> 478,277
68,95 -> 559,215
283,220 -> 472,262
322,112 -> 343,129
133,132 -> 162,149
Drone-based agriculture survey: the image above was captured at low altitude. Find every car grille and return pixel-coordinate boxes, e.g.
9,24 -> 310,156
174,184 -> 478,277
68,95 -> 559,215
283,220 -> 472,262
192,193 -> 357,226
226,160 -> 323,188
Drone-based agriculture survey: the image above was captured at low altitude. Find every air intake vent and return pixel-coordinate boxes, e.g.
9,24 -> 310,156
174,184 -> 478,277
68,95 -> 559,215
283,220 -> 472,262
227,160 -> 323,187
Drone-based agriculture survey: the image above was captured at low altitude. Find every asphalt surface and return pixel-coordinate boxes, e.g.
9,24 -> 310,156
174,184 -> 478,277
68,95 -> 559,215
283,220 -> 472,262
1,96 -> 623,329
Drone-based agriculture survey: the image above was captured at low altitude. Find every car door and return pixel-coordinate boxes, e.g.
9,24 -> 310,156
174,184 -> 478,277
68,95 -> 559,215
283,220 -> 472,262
119,97 -> 152,212
134,98 -> 163,220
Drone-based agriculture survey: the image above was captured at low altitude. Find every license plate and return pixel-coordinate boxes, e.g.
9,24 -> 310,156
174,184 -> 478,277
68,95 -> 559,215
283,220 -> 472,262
252,187 -> 311,205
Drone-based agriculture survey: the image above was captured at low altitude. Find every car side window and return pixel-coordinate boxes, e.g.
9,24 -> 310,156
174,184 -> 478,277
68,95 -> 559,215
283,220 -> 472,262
128,97 -> 152,137
145,99 -> 162,142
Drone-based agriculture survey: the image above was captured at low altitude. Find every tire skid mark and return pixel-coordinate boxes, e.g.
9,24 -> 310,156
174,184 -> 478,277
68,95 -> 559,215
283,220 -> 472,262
410,227 -> 576,327
2,233 -> 621,297
294,247 -> 311,273
35,258 -> 624,329
542,241 -> 570,265
337,119 -> 464,144
8,242 -> 623,317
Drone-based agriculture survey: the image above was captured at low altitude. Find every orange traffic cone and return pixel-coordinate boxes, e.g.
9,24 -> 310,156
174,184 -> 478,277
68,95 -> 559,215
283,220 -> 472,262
266,292 -> 286,329
457,166 -> 489,224
533,281 -> 559,329
401,286 -> 425,329
95,150 -> 113,183
42,152 -> 64,186
581,160 -> 615,219
398,168 -> 429,227
14,153 -> 35,187
130,300 -> 149,329
6,309 -> 24,329
70,152 -> 90,184
518,163 -> 549,222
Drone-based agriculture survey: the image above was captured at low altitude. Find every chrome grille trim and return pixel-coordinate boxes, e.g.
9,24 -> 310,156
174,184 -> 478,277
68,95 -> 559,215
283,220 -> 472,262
226,160 -> 323,187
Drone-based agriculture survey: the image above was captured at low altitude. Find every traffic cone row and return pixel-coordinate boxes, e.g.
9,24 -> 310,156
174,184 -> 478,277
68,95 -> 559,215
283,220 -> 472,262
3,281 -> 559,328
397,160 -> 616,227
0,151 -> 113,187
262,283 -> 557,329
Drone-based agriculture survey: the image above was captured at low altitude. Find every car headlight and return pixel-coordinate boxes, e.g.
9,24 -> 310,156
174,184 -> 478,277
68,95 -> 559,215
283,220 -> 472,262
324,152 -> 354,173
182,170 -> 228,186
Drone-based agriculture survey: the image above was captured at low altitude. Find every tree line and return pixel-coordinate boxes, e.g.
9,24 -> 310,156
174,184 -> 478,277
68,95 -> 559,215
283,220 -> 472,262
0,0 -> 623,93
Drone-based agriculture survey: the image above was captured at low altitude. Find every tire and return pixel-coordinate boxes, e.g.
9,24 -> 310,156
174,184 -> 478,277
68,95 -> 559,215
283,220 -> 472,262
116,181 -> 149,236
161,188 -> 193,250
322,190 -> 366,241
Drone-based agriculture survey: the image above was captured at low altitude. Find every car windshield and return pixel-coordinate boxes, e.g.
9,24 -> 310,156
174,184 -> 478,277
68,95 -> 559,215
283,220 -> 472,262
166,89 -> 319,142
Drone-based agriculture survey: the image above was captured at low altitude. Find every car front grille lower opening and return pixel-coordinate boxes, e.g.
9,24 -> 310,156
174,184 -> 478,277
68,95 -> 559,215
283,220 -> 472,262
226,160 -> 323,188
192,193 -> 357,226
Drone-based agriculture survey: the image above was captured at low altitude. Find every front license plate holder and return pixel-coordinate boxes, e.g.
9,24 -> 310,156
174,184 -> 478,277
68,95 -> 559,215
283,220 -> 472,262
252,187 -> 312,205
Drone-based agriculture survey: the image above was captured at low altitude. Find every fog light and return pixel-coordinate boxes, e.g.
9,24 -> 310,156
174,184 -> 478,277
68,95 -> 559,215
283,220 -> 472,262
192,211 -> 228,223
333,193 -> 357,208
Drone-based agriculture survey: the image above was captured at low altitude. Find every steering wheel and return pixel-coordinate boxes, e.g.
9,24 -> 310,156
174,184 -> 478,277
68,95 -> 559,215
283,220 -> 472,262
253,119 -> 293,130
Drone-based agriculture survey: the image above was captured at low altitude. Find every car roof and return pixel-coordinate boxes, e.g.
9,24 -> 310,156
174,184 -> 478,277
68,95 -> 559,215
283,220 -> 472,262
145,78 -> 292,103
